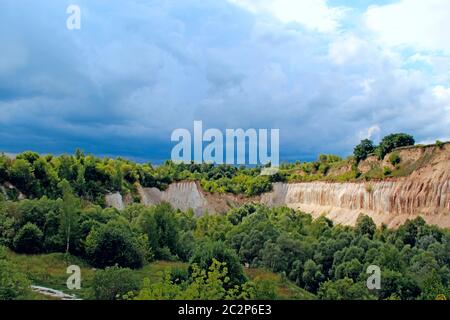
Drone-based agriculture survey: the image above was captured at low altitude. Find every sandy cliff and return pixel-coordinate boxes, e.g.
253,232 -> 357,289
105,144 -> 450,228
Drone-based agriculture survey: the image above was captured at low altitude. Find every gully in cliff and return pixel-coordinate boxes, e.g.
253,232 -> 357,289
170,120 -> 279,174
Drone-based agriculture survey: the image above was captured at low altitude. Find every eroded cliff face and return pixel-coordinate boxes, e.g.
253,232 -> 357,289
105,144 -> 450,228
136,182 -> 248,216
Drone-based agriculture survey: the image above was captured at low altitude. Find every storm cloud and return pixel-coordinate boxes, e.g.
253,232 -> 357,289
0,0 -> 449,162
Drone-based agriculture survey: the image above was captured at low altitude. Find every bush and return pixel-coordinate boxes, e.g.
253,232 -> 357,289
189,241 -> 246,287
91,265 -> 140,300
13,223 -> 44,254
435,140 -> 444,149
85,221 -> 145,269
389,152 -> 401,166
0,246 -> 30,299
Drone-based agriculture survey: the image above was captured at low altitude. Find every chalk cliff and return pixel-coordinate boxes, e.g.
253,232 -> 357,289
105,144 -> 450,228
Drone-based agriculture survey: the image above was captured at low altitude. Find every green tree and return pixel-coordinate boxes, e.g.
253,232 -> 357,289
302,259 -> 324,293
13,222 -> 43,254
353,139 -> 375,162
85,221 -> 145,269
318,278 -> 375,300
376,133 -> 414,160
136,203 -> 179,259
9,159 -> 35,195
58,180 -> 81,255
189,241 -> 246,287
0,154 -> 11,183
355,215 -> 376,239
134,259 -> 254,300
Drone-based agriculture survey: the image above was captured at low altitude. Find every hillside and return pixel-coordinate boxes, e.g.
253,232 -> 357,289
103,143 -> 449,228
1,141 -> 449,229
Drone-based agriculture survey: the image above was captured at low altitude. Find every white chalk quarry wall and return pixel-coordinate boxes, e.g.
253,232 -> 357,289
138,182 -> 209,216
105,169 -> 450,228
261,173 -> 450,228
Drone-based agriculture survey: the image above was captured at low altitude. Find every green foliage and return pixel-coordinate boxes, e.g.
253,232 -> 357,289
13,223 -> 44,254
318,278 -> 376,300
353,139 -> 375,162
133,259 -> 254,300
0,246 -> 30,299
355,215 -> 376,239
389,152 -> 401,166
190,241 -> 247,287
383,166 -> 392,176
435,140 -> 444,149
91,265 -> 140,300
0,154 -> 11,183
376,133 -> 415,160
136,203 -> 180,260
85,220 -> 145,269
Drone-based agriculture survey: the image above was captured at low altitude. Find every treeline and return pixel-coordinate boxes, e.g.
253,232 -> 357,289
1,191 -> 449,300
0,151 -> 277,202
0,133 -> 430,201
353,133 -> 415,163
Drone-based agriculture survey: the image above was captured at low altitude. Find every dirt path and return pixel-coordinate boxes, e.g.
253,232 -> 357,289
30,285 -> 81,300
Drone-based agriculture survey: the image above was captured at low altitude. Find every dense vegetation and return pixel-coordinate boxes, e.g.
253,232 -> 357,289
1,137 -> 449,300
1,190 -> 449,300
353,133 -> 415,162
0,150 -> 275,202
0,133 -> 424,202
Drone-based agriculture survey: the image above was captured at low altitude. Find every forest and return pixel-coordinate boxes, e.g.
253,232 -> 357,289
1,195 -> 449,300
1,135 -> 449,300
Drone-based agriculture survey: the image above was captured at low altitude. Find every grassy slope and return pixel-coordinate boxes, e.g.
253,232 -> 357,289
6,250 -> 315,300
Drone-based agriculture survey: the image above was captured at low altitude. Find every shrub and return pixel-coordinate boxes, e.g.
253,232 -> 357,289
85,221 -> 145,269
383,166 -> 392,176
389,152 -> 401,166
0,246 -> 30,299
13,223 -> 44,254
189,241 -> 246,287
435,140 -> 444,149
91,265 -> 140,300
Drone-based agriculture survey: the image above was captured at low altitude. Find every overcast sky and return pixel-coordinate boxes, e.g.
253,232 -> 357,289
1,0 -> 449,162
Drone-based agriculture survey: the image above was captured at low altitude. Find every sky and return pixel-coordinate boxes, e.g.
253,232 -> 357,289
1,0 -> 449,163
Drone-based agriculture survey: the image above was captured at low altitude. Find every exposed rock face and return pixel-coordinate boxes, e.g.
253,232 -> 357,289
137,182 -> 248,216
105,192 -> 125,210
262,147 -> 450,228
260,179 -> 449,228
104,144 -> 450,228
138,182 -> 208,215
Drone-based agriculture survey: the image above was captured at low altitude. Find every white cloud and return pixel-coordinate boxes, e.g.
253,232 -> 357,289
359,125 -> 381,142
228,0 -> 347,32
365,0 -> 450,53
329,35 -> 369,65
433,85 -> 450,103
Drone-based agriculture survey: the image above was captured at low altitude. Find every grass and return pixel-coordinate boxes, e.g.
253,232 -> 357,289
6,250 -> 95,300
245,267 -> 316,300
6,250 -> 188,300
390,151 -> 434,178
7,251 -> 314,300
